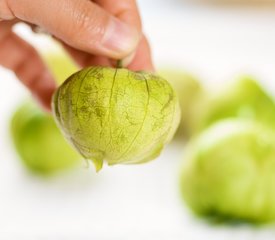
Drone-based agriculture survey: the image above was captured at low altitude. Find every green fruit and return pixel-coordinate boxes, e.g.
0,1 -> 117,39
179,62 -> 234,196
180,120 -> 275,223
190,76 -> 275,135
52,66 -> 180,171
11,101 -> 81,175
41,51 -> 79,85
159,69 -> 203,138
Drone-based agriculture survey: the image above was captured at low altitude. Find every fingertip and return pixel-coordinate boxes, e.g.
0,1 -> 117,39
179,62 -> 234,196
126,36 -> 155,72
101,17 -> 141,59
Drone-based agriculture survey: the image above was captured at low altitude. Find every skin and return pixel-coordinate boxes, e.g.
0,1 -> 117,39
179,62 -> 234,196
0,0 -> 154,111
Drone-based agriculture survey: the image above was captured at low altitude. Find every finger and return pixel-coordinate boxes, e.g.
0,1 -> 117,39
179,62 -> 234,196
62,44 -> 112,67
94,0 -> 154,70
8,0 -> 140,59
63,36 -> 154,72
127,36 -> 154,72
0,0 -> 14,20
0,23 -> 56,111
94,0 -> 142,31
62,36 -> 153,71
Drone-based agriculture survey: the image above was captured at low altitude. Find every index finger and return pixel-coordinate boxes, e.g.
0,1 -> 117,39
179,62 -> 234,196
8,0 -> 140,59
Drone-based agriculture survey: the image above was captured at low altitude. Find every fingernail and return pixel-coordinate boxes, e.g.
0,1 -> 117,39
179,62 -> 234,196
102,18 -> 140,59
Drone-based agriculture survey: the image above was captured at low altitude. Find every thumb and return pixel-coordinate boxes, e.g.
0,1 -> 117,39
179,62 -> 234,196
7,0 -> 141,59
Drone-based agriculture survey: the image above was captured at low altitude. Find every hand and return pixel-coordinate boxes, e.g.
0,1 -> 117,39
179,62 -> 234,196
0,0 -> 154,111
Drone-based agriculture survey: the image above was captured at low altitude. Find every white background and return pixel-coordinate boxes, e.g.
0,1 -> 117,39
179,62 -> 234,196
1,0 -> 275,239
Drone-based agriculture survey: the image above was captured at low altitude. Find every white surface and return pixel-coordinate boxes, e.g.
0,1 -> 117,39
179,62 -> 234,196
1,0 -> 275,239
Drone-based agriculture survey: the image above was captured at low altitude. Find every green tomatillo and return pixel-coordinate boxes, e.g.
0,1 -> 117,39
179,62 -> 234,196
189,76 -> 275,135
180,120 -> 275,223
52,66 -> 181,171
159,68 -> 203,138
11,101 -> 81,175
